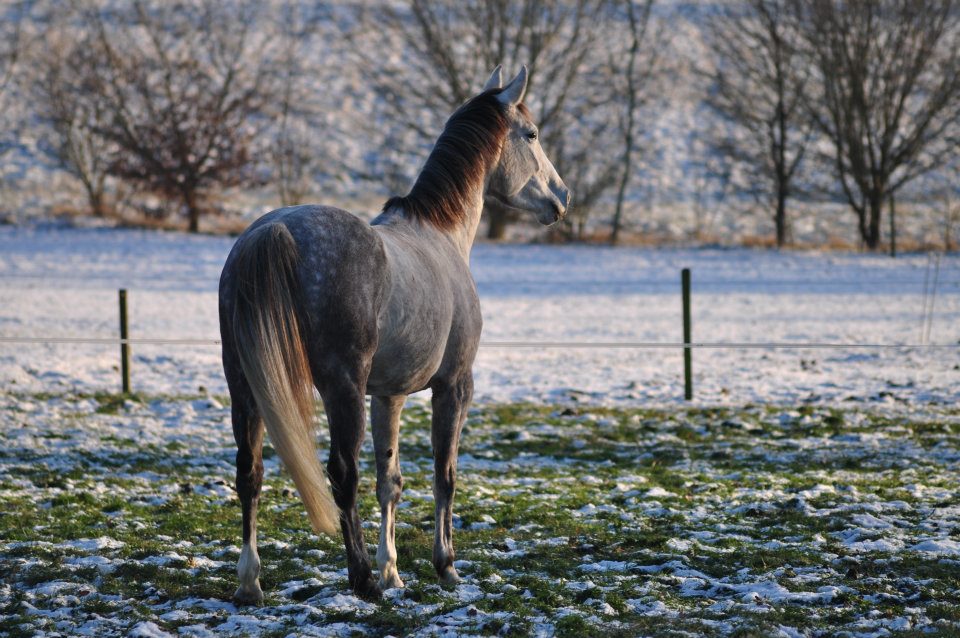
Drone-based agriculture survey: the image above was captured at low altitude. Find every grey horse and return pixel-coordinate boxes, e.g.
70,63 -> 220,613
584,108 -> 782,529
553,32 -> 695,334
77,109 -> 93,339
218,66 -> 570,602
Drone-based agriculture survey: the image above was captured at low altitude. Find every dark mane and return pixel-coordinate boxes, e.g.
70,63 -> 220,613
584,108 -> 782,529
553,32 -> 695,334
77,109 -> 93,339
383,91 -> 509,230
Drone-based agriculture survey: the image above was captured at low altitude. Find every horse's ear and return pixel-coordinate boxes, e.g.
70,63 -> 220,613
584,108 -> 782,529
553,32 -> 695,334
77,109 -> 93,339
497,65 -> 527,106
483,65 -> 503,91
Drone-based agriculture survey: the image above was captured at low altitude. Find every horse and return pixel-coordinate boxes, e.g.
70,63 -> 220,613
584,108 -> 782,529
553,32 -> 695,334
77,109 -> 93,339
218,65 -> 570,603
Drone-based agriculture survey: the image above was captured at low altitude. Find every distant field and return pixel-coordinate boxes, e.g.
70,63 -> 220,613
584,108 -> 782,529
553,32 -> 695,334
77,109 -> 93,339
2,394 -> 959,637
1,226 -> 958,407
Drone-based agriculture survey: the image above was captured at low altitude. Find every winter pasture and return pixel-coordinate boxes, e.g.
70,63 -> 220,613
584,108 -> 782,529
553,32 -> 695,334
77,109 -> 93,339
1,225 -> 959,637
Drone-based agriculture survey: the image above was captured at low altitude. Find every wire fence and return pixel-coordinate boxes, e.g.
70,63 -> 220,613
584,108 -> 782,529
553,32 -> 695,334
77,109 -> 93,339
1,336 -> 958,349
3,273 -> 959,288
1,258 -> 956,398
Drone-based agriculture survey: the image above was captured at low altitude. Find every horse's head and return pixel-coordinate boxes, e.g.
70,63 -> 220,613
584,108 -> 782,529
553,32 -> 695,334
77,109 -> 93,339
484,66 -> 571,225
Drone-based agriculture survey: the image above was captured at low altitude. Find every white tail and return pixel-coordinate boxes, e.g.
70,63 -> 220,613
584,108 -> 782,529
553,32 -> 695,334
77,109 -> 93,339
231,223 -> 339,536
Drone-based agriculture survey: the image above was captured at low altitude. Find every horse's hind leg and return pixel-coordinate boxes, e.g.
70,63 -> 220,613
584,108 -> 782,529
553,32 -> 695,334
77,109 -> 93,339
371,395 -> 405,590
431,374 -> 472,586
321,376 -> 381,599
227,372 -> 266,605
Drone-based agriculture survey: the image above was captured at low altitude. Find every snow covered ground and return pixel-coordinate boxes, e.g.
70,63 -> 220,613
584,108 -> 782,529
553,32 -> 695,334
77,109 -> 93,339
2,226 -> 959,636
0,224 -> 958,407
2,400 -> 959,636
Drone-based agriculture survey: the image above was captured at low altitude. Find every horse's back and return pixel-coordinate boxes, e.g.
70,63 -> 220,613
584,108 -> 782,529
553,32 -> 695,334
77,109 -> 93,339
223,204 -> 386,294
241,204 -> 382,263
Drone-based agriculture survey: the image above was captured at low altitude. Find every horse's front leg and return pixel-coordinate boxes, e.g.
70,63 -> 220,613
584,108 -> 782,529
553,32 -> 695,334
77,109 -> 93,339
430,374 -> 472,586
371,395 -> 405,589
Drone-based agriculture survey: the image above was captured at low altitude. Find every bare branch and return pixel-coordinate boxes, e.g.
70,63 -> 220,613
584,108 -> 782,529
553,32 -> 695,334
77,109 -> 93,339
794,0 -> 960,250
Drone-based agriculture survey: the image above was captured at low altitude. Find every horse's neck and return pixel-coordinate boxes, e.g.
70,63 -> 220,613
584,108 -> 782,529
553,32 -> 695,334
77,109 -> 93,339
375,183 -> 484,263
374,188 -> 483,265
447,186 -> 485,261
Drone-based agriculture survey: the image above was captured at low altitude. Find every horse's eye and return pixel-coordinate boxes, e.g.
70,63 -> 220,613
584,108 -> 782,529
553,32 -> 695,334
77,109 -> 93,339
525,130 -> 538,141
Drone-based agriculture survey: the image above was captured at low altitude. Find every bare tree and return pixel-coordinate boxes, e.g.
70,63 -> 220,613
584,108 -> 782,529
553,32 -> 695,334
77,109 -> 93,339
794,0 -> 960,251
260,3 -> 374,211
272,100 -> 312,207
920,162 -> 960,251
0,0 -> 36,95
702,0 -> 813,247
0,1 -> 34,195
688,126 -> 736,242
269,3 -> 324,207
29,13 -> 112,217
0,0 -> 35,219
610,0 -> 658,245
80,0 -> 279,232
348,0 -> 656,240
941,187 -> 960,252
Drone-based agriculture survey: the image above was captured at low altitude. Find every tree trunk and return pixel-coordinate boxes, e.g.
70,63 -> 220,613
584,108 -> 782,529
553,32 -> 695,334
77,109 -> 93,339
945,196 -> 955,252
889,194 -> 897,258
486,208 -> 510,240
84,184 -> 106,218
865,195 -> 883,250
185,189 -> 200,233
855,206 -> 868,250
77,170 -> 107,218
611,0 -> 645,247
775,186 -> 787,248
91,191 -> 105,218
774,85 -> 789,248
611,163 -> 631,245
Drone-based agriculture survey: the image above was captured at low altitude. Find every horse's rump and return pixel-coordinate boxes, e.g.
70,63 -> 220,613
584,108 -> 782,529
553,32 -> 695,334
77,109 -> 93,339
225,219 -> 340,536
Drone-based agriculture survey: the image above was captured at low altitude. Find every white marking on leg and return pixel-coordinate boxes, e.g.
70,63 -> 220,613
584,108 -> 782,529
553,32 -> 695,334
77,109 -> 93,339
372,395 -> 405,591
235,532 -> 263,604
377,501 -> 403,589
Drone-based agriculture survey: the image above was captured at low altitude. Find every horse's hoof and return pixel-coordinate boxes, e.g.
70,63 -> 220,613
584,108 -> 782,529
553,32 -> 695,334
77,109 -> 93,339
233,584 -> 264,606
438,566 -> 461,587
353,574 -> 384,600
379,569 -> 405,590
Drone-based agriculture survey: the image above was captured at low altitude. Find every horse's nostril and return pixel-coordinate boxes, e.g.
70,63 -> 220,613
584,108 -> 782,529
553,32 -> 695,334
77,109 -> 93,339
552,202 -> 564,221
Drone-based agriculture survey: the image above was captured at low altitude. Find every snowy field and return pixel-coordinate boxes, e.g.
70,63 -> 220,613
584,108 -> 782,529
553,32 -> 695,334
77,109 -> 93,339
2,400 -> 959,636
0,228 -> 960,405
2,226 -> 960,637
0,225 -> 958,407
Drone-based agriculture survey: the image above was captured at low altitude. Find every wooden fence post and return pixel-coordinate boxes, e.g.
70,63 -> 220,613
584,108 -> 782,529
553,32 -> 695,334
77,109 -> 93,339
682,268 -> 692,400
119,289 -> 131,394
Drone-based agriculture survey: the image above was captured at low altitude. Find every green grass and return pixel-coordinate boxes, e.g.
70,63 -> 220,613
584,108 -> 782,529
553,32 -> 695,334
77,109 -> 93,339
1,395 -> 959,636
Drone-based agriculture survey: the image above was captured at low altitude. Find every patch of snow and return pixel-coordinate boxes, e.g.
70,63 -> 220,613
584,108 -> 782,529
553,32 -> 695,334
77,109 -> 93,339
666,538 -> 692,552
64,555 -> 118,575
645,486 -> 676,498
579,560 -> 631,573
129,621 -> 175,638
797,484 -> 835,499
60,537 -> 125,552
851,514 -> 893,530
626,599 -> 676,617
844,538 -> 904,553
455,584 -> 486,603
314,593 -> 377,616
910,539 -> 960,555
